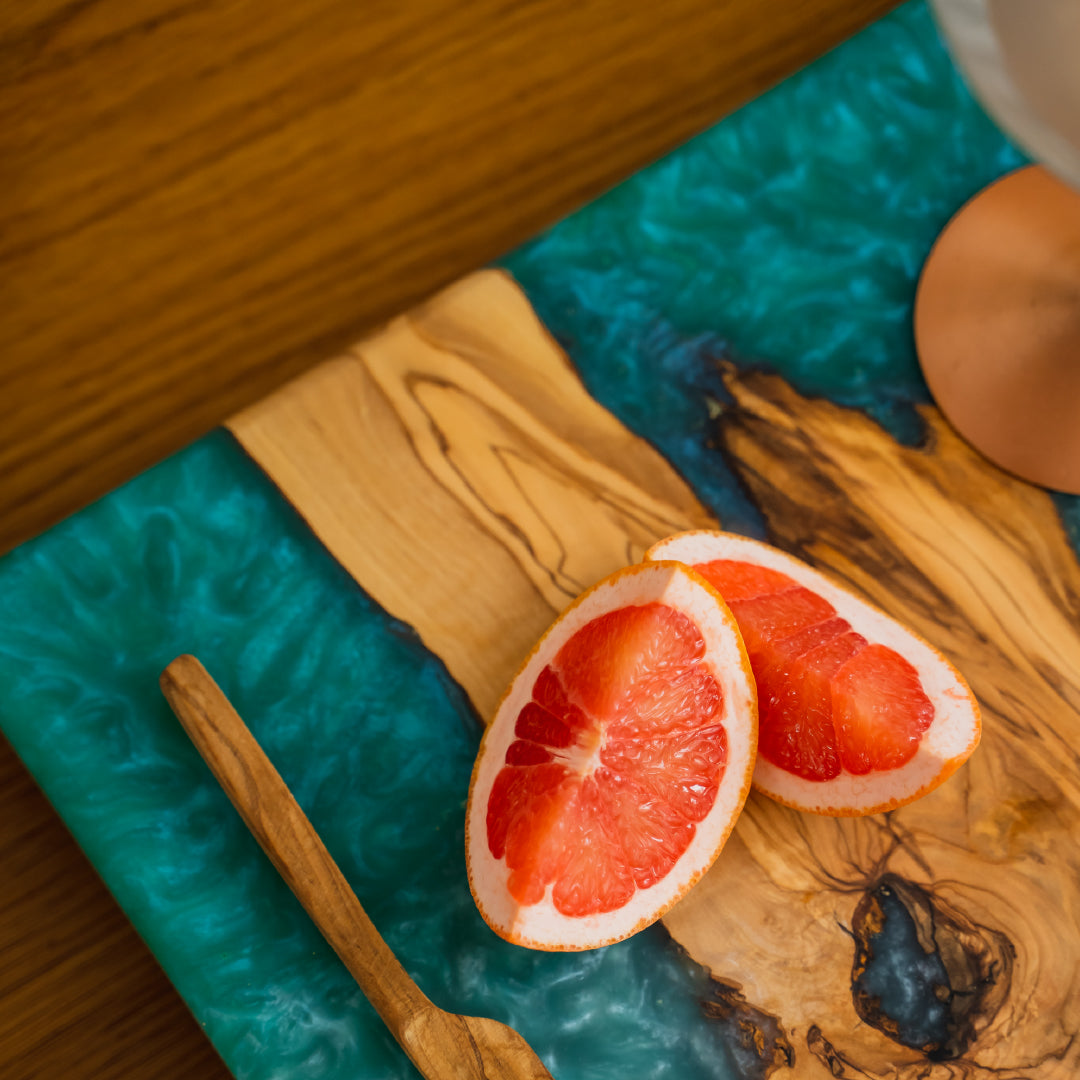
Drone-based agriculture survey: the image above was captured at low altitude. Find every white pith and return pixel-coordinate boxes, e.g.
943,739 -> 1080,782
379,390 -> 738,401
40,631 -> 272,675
646,531 -> 981,815
550,728 -> 603,775
465,561 -> 757,950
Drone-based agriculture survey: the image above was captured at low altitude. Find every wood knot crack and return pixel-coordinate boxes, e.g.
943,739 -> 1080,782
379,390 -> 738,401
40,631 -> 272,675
850,874 -> 1013,1061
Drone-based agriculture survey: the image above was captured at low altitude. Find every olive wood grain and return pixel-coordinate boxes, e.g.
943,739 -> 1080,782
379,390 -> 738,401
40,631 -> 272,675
231,271 -> 1080,1078
231,269 -> 714,720
160,654 -> 553,1080
665,367 -> 1080,1078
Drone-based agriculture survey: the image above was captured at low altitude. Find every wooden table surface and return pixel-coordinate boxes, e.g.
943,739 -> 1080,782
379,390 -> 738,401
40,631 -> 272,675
1,1 -> 897,1076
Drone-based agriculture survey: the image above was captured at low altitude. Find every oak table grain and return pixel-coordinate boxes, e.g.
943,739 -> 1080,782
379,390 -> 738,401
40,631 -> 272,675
2,1 -> 898,1077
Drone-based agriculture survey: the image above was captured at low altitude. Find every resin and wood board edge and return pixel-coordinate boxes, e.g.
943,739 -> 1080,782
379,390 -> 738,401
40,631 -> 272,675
228,269 -> 1080,1080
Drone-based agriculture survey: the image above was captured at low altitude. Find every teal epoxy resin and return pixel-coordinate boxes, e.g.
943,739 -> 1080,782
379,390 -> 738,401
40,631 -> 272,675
0,432 -> 744,1080
3,2 -> 1077,1077
501,1 -> 1026,514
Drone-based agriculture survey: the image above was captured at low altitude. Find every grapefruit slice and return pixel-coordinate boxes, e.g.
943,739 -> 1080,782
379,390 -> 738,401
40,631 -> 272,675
646,531 -> 980,816
466,561 -> 757,950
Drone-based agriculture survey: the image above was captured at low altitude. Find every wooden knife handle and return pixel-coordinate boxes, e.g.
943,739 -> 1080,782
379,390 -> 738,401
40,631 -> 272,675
159,654 -> 433,1035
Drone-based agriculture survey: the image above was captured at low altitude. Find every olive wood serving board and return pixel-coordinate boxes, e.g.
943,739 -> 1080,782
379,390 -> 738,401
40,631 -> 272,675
229,269 -> 1080,1079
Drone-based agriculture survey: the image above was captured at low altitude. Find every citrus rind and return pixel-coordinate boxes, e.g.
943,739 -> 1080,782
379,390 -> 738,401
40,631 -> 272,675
465,560 -> 757,950
646,531 -> 981,816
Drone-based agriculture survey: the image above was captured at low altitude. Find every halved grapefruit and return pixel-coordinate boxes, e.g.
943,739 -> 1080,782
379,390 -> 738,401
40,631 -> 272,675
646,531 -> 981,816
466,561 -> 757,950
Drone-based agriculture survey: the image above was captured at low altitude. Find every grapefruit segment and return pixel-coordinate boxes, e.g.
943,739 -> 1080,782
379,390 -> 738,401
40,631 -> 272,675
513,700 -> 575,750
832,644 -> 934,775
466,561 -> 757,950
597,770 -> 694,890
697,559 -> 798,601
601,723 -> 729,824
550,777 -> 635,917
754,630 -> 867,782
646,531 -> 980,816
504,739 -> 555,767
769,615 -> 850,660
606,665 -> 722,739
726,586 -> 836,658
501,763 -> 575,906
553,602 -> 706,720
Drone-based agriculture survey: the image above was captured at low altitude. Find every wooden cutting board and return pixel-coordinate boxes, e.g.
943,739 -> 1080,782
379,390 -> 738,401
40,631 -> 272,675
230,269 -> 1080,1079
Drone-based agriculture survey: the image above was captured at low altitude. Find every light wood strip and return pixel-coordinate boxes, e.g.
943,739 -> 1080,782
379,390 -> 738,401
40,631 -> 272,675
231,270 -> 713,720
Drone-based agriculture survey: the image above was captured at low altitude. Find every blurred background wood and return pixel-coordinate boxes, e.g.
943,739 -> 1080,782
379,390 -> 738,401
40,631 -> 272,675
1,0 -> 898,1076
2,0 -> 898,556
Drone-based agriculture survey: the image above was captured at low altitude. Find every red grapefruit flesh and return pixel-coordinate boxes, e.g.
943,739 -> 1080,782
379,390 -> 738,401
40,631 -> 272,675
466,562 -> 757,950
645,532 -> 980,816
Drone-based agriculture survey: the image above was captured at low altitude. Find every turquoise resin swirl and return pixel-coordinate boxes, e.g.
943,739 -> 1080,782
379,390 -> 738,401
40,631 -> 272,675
1,3 -> 1076,1079
0,434 -> 734,1079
